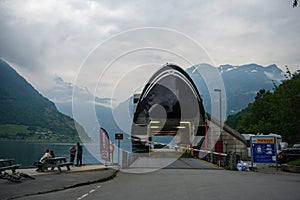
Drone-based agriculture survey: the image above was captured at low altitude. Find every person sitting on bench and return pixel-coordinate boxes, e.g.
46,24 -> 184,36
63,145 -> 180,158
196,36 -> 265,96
35,149 -> 52,172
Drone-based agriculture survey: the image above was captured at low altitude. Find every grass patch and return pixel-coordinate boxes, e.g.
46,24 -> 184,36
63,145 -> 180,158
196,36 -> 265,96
288,159 -> 300,166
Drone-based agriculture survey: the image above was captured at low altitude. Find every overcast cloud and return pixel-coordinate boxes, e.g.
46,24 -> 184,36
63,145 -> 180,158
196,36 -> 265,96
0,0 -> 299,99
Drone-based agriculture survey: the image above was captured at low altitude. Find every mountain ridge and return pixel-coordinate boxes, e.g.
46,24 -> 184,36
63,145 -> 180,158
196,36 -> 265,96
30,62 -> 285,139
186,63 -> 284,115
0,59 -> 88,141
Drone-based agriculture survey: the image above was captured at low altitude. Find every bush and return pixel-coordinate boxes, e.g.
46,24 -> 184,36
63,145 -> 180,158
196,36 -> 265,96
288,159 -> 300,166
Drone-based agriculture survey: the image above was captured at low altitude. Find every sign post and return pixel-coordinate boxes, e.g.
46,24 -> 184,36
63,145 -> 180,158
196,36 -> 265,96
251,136 -> 278,171
115,133 -> 123,166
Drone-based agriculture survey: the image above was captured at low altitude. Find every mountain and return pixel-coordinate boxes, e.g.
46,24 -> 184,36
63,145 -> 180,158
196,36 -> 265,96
220,64 -> 283,113
43,76 -> 74,117
49,63 -> 284,119
40,63 -> 285,141
43,76 -> 120,134
186,63 -> 285,116
0,59 -> 88,141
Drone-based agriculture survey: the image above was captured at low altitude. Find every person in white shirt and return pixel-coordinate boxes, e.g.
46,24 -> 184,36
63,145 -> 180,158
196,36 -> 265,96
35,149 -> 52,172
39,149 -> 52,163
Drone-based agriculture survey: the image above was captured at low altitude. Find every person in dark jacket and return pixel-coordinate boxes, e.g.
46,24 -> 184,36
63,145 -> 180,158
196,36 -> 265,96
76,142 -> 83,167
50,150 -> 55,158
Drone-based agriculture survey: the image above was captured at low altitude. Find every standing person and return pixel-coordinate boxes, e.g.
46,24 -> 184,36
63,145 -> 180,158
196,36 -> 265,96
76,142 -> 83,167
69,144 -> 76,163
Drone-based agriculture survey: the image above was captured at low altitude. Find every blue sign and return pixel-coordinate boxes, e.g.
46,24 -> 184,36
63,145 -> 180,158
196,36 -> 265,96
251,136 -> 277,163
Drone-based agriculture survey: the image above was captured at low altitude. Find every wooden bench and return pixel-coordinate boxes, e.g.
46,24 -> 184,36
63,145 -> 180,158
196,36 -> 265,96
58,162 -> 73,171
35,157 -> 72,173
0,159 -> 20,173
0,164 -> 20,173
0,159 -> 34,182
0,158 -> 14,167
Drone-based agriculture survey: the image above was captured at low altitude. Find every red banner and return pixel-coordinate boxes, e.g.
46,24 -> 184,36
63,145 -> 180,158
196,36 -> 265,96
100,128 -> 110,161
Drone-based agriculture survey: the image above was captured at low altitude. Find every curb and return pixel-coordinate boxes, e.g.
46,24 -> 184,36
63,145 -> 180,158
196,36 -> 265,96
281,164 -> 300,173
16,169 -> 119,199
66,169 -> 119,189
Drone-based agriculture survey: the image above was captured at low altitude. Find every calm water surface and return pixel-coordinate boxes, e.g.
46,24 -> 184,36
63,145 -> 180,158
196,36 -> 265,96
0,141 -> 99,166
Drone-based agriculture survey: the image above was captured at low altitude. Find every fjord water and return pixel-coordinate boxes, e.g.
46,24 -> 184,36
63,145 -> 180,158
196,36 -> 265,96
0,141 -> 99,166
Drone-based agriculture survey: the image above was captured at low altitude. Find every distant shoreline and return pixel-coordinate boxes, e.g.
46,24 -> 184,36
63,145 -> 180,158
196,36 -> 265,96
0,139 -> 80,143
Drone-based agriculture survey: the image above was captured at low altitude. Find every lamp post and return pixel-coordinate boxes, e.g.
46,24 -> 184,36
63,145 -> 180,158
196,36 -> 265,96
214,89 -> 223,154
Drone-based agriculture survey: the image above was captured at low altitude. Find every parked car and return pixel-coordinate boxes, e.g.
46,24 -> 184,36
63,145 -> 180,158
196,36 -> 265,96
293,143 -> 300,148
277,148 -> 300,164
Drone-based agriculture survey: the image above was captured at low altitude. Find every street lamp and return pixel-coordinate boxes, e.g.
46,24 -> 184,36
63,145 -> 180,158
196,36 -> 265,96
214,89 -> 223,154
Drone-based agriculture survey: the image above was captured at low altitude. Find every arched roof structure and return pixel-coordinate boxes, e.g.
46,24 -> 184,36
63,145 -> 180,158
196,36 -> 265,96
132,64 -> 206,141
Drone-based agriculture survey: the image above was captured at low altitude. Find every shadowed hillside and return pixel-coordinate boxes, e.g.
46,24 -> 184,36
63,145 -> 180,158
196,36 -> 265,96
0,59 -> 89,142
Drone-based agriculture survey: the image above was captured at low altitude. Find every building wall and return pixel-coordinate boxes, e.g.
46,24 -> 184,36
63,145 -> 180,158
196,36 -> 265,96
222,132 -> 248,160
203,120 -> 248,160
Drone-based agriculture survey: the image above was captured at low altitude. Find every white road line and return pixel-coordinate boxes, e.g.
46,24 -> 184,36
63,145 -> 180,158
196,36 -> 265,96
77,193 -> 88,200
89,189 -> 96,193
76,185 -> 102,200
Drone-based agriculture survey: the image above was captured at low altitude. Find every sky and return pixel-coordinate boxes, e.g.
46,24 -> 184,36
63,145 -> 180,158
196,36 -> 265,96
0,0 -> 300,103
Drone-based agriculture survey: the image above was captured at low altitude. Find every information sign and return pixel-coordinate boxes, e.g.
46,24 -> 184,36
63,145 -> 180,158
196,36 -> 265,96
115,133 -> 123,165
115,133 -> 123,140
251,136 -> 277,163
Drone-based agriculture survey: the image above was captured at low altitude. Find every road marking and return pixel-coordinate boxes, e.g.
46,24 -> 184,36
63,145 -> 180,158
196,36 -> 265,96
89,189 -> 96,193
76,185 -> 101,200
77,193 -> 88,200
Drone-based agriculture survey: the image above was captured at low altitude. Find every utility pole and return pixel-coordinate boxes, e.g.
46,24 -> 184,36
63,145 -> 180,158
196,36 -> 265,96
214,89 -> 223,154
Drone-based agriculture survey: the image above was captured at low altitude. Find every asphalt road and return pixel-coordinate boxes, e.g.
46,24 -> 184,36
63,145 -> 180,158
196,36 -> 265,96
125,156 -> 220,171
18,167 -> 300,200
165,158 -> 220,169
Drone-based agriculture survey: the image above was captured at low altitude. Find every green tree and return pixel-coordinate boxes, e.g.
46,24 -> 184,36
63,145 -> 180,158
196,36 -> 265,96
226,71 -> 300,144
293,0 -> 298,7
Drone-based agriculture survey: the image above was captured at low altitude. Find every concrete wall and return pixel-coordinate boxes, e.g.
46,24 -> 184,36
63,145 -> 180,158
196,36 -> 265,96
204,120 -> 248,160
